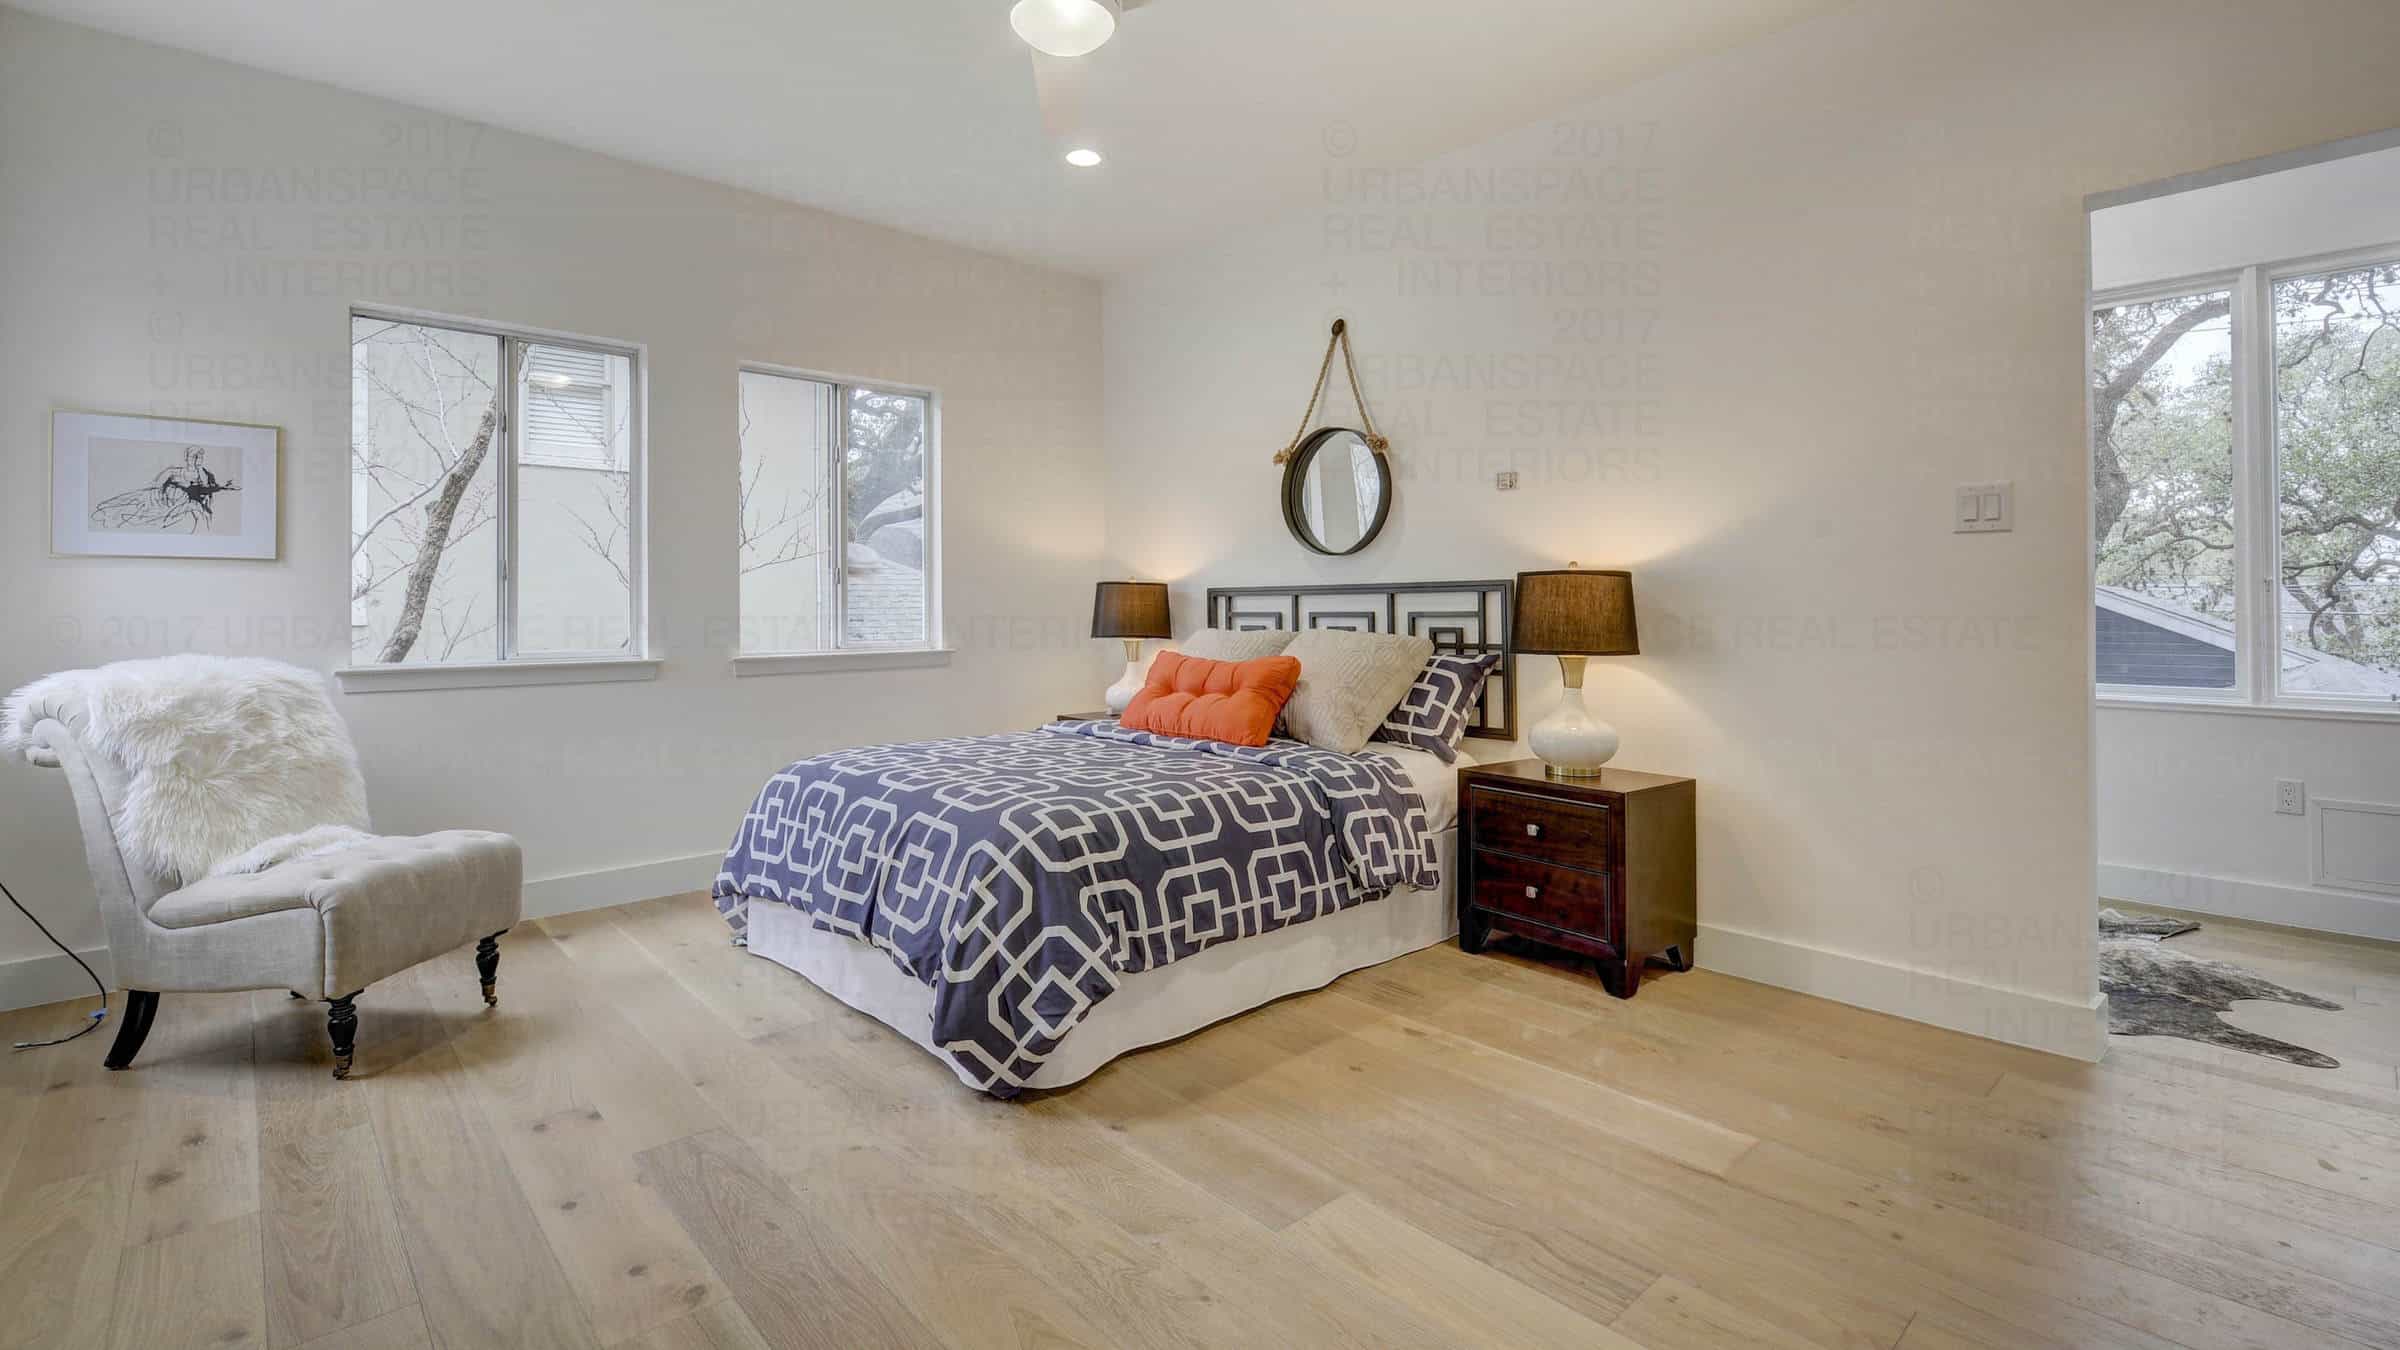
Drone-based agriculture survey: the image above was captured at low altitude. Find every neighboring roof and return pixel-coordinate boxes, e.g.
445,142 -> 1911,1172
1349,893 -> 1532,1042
863,519 -> 923,569
842,544 -> 924,646
857,487 -> 922,537
2095,586 -> 2400,696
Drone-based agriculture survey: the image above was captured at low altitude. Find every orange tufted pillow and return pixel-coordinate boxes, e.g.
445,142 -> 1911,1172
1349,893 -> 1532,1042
1120,651 -> 1301,748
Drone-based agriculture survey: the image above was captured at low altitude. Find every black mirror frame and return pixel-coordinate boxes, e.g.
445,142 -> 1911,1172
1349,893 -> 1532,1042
1280,426 -> 1394,557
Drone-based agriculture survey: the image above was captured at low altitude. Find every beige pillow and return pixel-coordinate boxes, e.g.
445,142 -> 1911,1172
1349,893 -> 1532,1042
1178,628 -> 1297,662
1280,629 -> 1435,753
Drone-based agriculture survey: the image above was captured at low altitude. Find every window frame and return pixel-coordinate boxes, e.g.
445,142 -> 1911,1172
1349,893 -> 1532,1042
2092,240 -> 2400,717
339,305 -> 650,687
732,361 -> 943,669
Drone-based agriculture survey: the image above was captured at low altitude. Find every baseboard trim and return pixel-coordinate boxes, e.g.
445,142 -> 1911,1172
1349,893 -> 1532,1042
519,851 -> 720,920
2099,862 -> 2400,943
0,945 -> 117,1016
0,851 -> 720,1012
1696,922 -> 2107,1062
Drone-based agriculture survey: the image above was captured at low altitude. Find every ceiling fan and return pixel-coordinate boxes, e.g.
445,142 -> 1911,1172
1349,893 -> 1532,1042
1011,0 -> 1152,164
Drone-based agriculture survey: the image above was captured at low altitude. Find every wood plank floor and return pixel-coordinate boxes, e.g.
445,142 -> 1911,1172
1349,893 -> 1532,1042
2,892 -> 2395,1349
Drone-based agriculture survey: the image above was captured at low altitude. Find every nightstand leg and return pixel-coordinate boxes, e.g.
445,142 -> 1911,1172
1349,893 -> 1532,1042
1599,959 -> 1635,999
1459,909 -> 1491,955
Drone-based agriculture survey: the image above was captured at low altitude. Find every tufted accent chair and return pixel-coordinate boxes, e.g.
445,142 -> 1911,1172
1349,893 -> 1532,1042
19,687 -> 522,1078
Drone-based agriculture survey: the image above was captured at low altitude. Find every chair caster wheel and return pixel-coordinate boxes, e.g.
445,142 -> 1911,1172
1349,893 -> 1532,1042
331,1055 -> 353,1080
482,984 -> 498,1007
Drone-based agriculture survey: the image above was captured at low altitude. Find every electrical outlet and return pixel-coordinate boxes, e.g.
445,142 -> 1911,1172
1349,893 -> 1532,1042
2276,779 -> 2306,816
1494,470 -> 1519,491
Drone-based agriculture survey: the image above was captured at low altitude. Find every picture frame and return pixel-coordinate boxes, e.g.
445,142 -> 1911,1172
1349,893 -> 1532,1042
50,410 -> 281,560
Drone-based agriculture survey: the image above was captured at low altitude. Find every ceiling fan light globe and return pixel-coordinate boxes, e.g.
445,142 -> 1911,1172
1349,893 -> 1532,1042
1010,0 -> 1119,57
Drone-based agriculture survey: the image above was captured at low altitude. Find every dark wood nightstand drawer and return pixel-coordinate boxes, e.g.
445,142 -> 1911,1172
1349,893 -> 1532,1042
1468,787 -> 1611,870
1470,848 -> 1614,941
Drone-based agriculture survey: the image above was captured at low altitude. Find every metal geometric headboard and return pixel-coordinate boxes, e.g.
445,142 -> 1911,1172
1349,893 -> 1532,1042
1203,579 -> 1516,740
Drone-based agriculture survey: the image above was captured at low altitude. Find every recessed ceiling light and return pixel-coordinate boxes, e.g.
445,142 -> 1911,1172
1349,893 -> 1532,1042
1064,148 -> 1105,168
1011,0 -> 1119,58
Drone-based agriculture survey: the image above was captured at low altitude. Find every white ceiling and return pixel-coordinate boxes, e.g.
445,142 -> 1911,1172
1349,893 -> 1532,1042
18,0 -> 1852,276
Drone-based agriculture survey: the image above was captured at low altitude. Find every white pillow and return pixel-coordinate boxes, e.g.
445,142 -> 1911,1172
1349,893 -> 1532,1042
1279,629 -> 1435,754
1178,628 -> 1297,662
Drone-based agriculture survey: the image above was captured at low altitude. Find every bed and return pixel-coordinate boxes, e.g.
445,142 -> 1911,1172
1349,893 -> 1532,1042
713,580 -> 1516,1096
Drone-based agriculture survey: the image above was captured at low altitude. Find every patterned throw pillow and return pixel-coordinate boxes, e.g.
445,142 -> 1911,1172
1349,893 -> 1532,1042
1177,628 -> 1297,662
1372,651 -> 1501,764
1279,629 -> 1437,754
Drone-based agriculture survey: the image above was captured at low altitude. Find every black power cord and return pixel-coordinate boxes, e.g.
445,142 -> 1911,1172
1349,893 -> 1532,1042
3,877 -> 109,1049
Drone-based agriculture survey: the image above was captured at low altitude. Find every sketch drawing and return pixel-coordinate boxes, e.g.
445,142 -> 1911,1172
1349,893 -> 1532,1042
88,442 -> 243,535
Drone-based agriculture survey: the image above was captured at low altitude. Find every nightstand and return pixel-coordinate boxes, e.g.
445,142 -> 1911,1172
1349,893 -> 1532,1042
1457,760 -> 1696,998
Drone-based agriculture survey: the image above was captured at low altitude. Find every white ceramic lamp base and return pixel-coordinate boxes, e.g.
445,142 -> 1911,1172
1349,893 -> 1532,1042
1529,658 -> 1619,778
1103,639 -> 1147,714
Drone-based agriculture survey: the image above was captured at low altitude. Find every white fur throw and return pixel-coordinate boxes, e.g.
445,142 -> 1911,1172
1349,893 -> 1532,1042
3,655 -> 371,881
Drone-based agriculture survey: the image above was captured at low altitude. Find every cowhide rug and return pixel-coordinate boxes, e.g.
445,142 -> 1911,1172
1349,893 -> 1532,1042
2098,908 -> 2344,1069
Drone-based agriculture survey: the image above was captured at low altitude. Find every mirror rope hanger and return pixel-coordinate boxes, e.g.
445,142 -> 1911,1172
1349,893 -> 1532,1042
1273,319 -> 1389,465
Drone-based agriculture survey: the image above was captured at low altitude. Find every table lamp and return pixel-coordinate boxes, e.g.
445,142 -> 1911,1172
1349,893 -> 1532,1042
1513,565 -> 1638,777
1092,580 -> 1172,714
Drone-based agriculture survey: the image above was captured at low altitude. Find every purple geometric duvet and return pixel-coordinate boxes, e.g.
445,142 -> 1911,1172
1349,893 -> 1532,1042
712,719 -> 1436,1095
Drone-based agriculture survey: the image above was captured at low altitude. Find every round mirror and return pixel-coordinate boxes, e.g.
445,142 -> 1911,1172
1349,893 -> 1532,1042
1281,427 -> 1392,556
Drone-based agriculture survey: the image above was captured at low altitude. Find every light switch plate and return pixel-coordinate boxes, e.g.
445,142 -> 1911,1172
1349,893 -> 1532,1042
1955,481 -> 2013,533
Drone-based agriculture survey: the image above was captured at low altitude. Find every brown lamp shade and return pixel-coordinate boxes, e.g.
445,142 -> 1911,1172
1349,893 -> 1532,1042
1514,568 -> 1638,656
1091,580 -> 1172,640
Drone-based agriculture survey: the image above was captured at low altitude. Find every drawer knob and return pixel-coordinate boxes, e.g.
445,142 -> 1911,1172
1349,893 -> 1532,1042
1524,822 -> 1542,838
1524,885 -> 1540,900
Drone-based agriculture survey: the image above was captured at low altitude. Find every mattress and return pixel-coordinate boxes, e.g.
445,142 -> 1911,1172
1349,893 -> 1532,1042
745,827 -> 1458,1090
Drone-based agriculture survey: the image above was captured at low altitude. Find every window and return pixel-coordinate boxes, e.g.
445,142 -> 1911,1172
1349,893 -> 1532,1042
2273,263 -> 2400,697
2092,256 -> 2400,709
350,312 -> 641,667
2091,289 -> 2236,690
736,367 -> 935,655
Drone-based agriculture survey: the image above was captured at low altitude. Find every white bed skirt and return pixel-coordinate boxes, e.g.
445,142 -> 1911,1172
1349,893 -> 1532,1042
743,829 -> 1459,1091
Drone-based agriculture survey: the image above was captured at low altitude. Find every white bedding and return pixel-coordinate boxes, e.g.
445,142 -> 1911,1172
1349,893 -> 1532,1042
1364,738 -> 1472,830
744,736 -> 1484,1091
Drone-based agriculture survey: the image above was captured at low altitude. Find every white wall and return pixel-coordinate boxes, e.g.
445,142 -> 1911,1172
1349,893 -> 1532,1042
0,9 -> 1108,1003
2099,709 -> 2400,939
1101,0 -> 2400,1057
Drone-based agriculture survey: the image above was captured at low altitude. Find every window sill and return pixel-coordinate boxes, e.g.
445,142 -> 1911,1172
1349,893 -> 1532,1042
731,648 -> 953,678
335,657 -> 661,694
2096,695 -> 2400,726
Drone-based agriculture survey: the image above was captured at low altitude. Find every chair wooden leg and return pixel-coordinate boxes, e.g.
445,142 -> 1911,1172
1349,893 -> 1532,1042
102,990 -> 159,1070
327,993 -> 360,1079
476,931 -> 503,1007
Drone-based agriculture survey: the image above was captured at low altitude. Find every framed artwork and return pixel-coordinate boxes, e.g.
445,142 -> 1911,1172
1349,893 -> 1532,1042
51,410 -> 280,559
